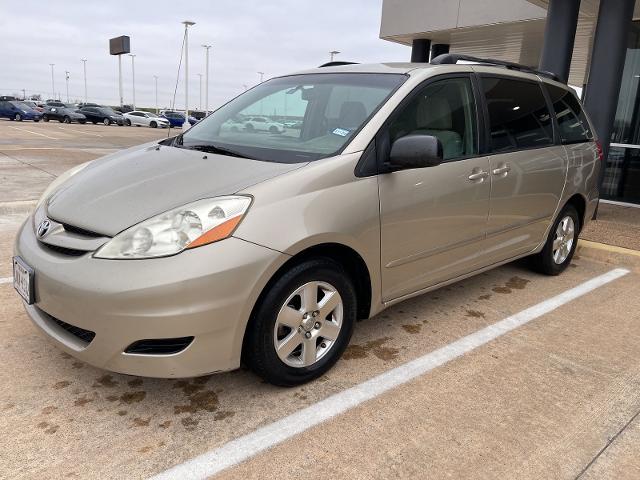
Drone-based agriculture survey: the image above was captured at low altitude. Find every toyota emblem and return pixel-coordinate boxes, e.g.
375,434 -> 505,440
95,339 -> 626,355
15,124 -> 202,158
37,219 -> 51,238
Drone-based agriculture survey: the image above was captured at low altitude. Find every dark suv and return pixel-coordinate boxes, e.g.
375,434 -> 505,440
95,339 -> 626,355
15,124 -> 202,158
78,107 -> 125,126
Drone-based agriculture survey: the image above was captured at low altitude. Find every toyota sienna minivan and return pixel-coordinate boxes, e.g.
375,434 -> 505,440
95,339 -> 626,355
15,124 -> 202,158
13,56 -> 600,386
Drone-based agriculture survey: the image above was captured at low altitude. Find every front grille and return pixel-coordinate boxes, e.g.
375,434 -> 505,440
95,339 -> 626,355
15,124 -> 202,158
51,317 -> 96,344
61,223 -> 103,238
124,337 -> 194,355
40,242 -> 87,257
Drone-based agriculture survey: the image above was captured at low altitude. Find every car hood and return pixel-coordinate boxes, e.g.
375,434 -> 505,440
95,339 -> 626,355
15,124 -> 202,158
46,143 -> 305,236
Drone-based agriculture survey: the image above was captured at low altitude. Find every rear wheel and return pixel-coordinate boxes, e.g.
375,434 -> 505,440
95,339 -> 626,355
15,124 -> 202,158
125,119 -> 131,126
244,258 -> 356,386
43,115 -> 49,122
529,204 -> 580,275
103,118 -> 111,126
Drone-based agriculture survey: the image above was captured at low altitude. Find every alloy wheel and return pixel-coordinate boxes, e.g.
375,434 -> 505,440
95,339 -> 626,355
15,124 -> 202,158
273,281 -> 343,368
552,216 -> 575,264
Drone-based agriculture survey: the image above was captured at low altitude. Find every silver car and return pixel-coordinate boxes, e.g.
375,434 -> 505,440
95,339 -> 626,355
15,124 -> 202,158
13,60 -> 600,386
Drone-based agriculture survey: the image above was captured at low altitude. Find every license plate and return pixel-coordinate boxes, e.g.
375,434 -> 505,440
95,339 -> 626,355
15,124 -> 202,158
13,256 -> 34,304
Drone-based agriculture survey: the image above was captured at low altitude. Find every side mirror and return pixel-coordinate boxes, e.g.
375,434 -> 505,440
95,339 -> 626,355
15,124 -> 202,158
387,134 -> 443,171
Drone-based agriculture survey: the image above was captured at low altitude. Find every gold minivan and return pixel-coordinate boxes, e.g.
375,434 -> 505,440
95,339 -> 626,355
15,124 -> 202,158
14,56 -> 600,385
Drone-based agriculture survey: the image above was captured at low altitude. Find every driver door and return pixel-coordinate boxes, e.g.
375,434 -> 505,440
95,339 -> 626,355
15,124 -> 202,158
379,75 -> 491,301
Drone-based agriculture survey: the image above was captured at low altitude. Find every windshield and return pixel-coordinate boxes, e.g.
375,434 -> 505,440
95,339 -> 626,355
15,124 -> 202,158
180,73 -> 406,163
146,112 -> 158,118
11,102 -> 31,110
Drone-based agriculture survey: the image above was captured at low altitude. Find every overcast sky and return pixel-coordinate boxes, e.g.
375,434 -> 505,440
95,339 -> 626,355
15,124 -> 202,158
0,0 -> 409,110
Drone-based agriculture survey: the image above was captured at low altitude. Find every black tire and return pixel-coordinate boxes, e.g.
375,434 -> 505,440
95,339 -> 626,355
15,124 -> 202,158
125,119 -> 131,126
243,258 -> 357,386
43,115 -> 49,122
79,120 -> 86,124
150,121 -> 157,128
103,118 -> 111,126
92,121 -> 97,124
529,204 -> 580,276
63,116 -> 71,124
14,113 -> 22,122
269,125 -> 278,133
33,119 -> 40,122
245,123 -> 254,132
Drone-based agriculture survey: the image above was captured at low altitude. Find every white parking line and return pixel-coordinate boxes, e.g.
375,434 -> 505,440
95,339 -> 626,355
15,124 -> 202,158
0,277 -> 12,285
56,126 -> 103,137
6,126 -> 60,140
150,267 -> 630,480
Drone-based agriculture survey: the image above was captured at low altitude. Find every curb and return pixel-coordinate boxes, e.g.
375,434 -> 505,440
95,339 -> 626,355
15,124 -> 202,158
577,239 -> 640,269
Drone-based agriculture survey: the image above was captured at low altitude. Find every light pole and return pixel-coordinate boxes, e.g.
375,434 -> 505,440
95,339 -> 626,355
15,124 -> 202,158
81,59 -> 87,104
49,64 -> 55,100
257,71 -> 265,83
65,71 -> 70,102
182,20 -> 195,130
202,44 -> 211,115
197,73 -> 202,110
129,54 -> 136,110
330,50 -> 340,62
153,75 -> 159,114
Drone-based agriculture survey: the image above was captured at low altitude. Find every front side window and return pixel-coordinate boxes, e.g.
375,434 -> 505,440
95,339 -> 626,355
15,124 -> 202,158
387,77 -> 478,161
482,77 -> 553,152
180,73 -> 406,163
545,84 -> 593,143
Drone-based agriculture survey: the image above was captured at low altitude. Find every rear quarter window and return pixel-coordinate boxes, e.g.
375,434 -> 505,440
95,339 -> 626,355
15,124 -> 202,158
545,83 -> 593,144
481,76 -> 553,152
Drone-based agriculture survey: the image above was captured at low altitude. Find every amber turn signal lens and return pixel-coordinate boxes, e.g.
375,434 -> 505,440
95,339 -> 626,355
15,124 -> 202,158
187,215 -> 243,249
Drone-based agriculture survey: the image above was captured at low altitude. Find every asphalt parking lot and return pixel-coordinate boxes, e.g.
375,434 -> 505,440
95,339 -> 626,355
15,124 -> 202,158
1,119 -> 640,480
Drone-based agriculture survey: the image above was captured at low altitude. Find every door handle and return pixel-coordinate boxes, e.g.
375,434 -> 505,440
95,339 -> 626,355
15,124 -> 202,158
492,164 -> 511,175
468,170 -> 489,181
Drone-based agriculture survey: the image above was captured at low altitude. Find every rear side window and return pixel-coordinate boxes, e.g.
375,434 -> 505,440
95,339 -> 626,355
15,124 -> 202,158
545,84 -> 593,143
481,77 -> 553,152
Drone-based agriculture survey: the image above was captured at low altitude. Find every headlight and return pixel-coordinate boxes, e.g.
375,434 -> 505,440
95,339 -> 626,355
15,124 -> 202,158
94,196 -> 252,259
36,161 -> 92,208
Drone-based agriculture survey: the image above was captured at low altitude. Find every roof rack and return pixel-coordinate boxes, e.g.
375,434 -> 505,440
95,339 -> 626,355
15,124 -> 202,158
318,61 -> 359,68
430,54 -> 561,82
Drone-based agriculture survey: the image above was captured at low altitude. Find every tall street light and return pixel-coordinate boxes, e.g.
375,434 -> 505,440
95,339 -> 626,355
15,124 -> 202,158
81,59 -> 88,104
49,64 -> 55,100
202,44 -> 211,115
129,54 -> 136,110
182,20 -> 195,130
197,73 -> 203,110
65,71 -> 70,102
330,50 -> 340,62
153,75 -> 159,114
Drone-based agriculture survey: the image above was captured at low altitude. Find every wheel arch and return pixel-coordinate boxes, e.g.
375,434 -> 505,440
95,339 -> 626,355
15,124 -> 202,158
565,193 -> 587,231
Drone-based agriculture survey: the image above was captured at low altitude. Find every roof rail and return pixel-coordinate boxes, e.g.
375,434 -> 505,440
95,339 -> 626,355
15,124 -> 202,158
318,61 -> 359,68
430,54 -> 561,83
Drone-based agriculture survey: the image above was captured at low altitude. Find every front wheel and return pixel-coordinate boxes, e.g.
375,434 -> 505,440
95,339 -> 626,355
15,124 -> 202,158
14,113 -> 22,121
125,119 -> 131,126
63,116 -> 71,124
529,204 -> 580,275
43,115 -> 49,122
103,118 -> 111,126
244,258 -> 356,386
150,121 -> 157,128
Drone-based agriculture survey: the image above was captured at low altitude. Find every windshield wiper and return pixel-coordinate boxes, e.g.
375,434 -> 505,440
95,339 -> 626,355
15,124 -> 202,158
181,143 -> 255,160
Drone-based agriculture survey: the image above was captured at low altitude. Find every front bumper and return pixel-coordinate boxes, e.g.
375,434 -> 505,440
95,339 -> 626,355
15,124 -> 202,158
15,219 -> 283,377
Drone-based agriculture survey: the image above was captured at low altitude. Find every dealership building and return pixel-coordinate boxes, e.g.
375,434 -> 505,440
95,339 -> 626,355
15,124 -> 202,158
381,0 -> 640,205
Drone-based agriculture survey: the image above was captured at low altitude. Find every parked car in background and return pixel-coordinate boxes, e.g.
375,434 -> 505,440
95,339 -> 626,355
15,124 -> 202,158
190,110 -> 207,120
77,102 -> 102,109
0,100 -> 42,121
78,106 -> 125,125
21,101 -> 44,113
115,104 -> 134,114
243,116 -> 285,133
46,101 -> 67,108
123,111 -> 170,128
42,106 -> 86,124
160,111 -> 198,127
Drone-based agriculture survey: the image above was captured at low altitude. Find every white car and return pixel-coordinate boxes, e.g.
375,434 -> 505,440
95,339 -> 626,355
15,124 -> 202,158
123,111 -> 170,128
244,116 -> 285,133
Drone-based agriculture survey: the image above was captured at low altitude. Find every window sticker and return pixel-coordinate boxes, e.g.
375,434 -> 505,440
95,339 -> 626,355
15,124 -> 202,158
332,128 -> 350,137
